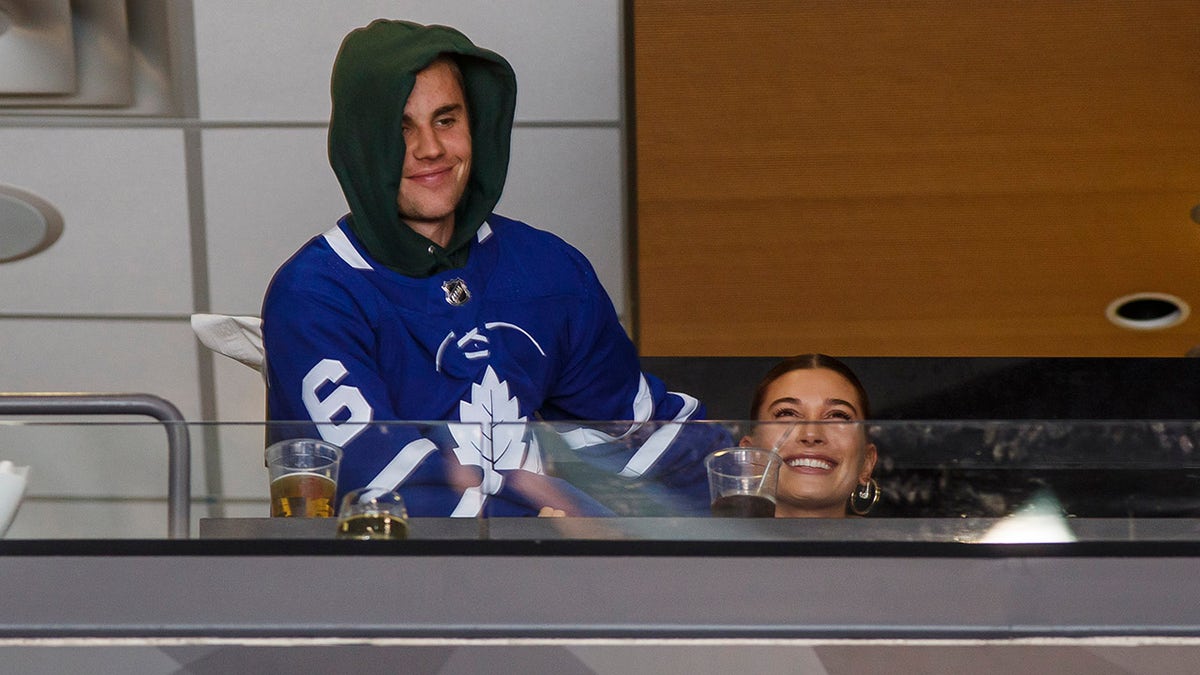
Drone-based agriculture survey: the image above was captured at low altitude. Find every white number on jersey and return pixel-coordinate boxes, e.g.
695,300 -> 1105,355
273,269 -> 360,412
302,358 -> 373,446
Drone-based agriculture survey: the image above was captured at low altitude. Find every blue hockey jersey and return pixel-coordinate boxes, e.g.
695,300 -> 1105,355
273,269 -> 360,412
262,20 -> 717,517
263,215 -> 711,516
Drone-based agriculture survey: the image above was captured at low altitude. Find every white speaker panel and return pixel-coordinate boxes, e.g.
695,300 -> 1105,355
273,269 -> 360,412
0,0 -> 132,107
0,0 -> 76,94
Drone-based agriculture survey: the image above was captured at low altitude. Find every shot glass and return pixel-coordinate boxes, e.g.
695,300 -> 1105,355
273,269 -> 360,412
336,487 -> 409,540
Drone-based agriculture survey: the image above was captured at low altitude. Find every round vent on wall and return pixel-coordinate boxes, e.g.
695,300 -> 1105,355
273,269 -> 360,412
1105,292 -> 1190,331
0,185 -> 64,263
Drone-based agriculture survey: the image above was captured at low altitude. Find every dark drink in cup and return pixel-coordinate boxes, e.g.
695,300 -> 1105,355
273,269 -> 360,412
705,447 -> 781,518
711,493 -> 776,518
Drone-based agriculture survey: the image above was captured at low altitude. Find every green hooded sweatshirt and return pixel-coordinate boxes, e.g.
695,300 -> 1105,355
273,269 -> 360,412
328,20 -> 517,277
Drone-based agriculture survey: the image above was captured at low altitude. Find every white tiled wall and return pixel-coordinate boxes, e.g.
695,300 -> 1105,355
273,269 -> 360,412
0,128 -> 193,314
1,320 -> 202,416
192,1 -> 621,123
0,1 -> 626,538
201,126 -> 347,314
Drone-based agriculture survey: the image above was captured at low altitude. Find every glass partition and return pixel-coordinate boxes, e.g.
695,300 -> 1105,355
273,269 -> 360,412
1,418 -> 1198,543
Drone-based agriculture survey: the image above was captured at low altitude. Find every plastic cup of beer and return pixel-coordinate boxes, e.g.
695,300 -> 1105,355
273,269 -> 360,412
336,487 -> 409,540
705,447 -> 780,517
265,438 -> 342,518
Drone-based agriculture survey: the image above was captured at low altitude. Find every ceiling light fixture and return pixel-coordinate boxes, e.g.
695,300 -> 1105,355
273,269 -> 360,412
0,185 -> 64,263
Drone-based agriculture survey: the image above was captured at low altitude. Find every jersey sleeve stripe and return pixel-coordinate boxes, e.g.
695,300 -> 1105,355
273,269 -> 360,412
450,486 -> 486,517
617,392 -> 701,478
365,438 -> 439,491
323,225 -> 373,270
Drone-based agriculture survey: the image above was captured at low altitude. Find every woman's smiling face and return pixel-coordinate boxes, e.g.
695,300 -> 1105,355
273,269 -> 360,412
744,367 -> 877,517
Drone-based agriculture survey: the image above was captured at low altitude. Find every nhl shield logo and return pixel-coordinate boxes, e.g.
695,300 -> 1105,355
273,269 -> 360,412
442,278 -> 471,306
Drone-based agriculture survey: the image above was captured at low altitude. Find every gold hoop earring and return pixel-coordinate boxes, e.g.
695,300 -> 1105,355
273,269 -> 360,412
849,478 -> 879,516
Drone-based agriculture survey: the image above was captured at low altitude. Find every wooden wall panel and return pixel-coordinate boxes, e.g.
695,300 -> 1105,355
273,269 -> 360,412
632,0 -> 1200,356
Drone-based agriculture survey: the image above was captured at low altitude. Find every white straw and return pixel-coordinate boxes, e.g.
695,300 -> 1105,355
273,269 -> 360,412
753,421 -> 796,494
770,421 -> 799,453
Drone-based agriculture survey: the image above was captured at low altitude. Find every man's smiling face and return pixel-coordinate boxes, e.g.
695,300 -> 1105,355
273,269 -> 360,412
397,57 -> 472,245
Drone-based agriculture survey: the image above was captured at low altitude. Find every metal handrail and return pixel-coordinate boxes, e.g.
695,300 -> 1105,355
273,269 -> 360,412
0,393 -> 191,539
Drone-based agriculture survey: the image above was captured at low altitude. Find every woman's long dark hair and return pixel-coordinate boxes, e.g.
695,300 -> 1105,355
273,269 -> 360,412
749,353 -> 871,419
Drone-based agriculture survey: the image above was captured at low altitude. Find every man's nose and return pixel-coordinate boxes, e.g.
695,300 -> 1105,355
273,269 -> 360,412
410,125 -> 444,159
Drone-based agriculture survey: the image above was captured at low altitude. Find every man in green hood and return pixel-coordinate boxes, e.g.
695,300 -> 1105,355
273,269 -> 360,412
262,20 -> 711,517
326,19 -> 515,277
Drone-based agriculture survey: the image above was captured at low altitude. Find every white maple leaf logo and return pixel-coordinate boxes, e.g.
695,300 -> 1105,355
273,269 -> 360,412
450,366 -> 540,495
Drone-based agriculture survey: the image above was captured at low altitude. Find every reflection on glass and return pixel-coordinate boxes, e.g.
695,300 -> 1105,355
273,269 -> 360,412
0,418 -> 1198,542
978,489 -> 1076,544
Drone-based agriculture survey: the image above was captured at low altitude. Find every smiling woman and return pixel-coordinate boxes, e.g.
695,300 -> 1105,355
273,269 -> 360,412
741,354 -> 879,518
